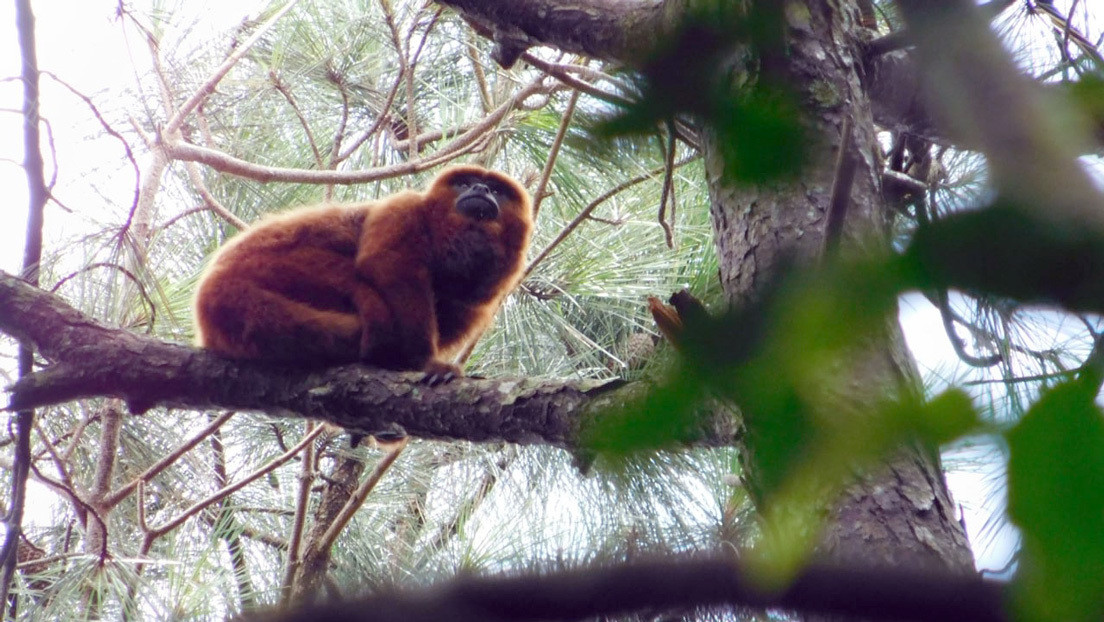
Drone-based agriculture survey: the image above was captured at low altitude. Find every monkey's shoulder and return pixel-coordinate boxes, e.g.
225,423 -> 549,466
214,202 -> 374,259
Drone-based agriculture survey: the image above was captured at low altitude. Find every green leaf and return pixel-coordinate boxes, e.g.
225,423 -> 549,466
1007,378 -> 1104,622
594,0 -> 807,184
903,203 -> 1104,314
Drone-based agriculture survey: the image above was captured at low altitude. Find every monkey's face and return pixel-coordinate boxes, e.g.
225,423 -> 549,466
449,173 -> 518,222
428,165 -> 533,250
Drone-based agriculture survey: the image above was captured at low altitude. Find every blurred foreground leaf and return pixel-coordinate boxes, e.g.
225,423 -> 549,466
1008,377 -> 1104,622
595,0 -> 806,183
750,388 -> 977,584
903,203 -> 1104,314
582,256 -> 979,577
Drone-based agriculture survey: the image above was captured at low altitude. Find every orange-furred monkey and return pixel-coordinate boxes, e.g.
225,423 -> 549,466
193,165 -> 532,381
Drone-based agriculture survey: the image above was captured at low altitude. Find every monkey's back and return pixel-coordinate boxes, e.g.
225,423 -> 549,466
193,203 -> 373,363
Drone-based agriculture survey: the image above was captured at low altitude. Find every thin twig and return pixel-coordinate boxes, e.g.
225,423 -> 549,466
209,420 -> 257,609
467,32 -> 493,113
42,71 -> 141,222
101,411 -> 235,509
49,262 -> 156,331
657,122 -> 677,249
335,0 -> 408,163
823,116 -> 856,255
521,51 -> 632,109
270,71 -> 325,168
144,424 -> 326,538
59,410 -> 97,464
280,421 -> 317,607
25,459 -> 108,560
170,79 -> 553,185
532,89 -> 579,217
1,0 -> 47,611
316,438 -> 408,551
163,1 -> 300,136
31,420 -> 74,497
325,75 -> 351,201
524,155 -> 699,277
181,161 -> 248,230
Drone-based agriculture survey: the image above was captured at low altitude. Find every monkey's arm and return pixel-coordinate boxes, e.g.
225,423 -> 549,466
354,202 -> 448,373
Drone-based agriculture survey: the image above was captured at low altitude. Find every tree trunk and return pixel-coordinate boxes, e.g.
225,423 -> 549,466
702,1 -> 972,571
439,0 -> 975,574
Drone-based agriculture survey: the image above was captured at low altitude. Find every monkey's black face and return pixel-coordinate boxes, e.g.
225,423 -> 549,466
450,173 -> 523,221
456,184 -> 500,221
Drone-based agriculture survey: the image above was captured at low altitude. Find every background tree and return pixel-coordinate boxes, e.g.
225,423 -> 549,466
2,0 -> 1103,621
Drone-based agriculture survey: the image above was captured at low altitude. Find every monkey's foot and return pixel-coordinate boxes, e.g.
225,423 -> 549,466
421,360 -> 462,386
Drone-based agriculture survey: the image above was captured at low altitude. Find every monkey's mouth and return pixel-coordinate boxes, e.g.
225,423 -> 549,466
457,195 -> 500,221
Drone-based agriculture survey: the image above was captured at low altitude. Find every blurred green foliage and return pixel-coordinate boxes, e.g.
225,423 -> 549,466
578,0 -> 1104,612
583,191 -> 1104,613
1008,376 -> 1104,622
595,0 -> 806,183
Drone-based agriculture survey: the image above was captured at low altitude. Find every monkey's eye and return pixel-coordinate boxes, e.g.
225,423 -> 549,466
486,181 -> 517,201
452,175 -> 483,190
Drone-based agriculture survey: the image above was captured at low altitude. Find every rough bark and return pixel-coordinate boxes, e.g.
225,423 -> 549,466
441,0 -> 1104,151
289,453 -> 365,603
436,0 -> 680,64
0,271 -> 738,449
702,0 -> 972,573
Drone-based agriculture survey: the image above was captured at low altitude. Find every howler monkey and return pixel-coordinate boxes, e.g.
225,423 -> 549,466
193,165 -> 532,380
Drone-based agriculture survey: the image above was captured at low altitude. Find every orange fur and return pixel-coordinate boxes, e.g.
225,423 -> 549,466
193,165 -> 532,376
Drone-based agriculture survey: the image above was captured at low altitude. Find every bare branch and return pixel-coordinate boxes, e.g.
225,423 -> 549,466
2,0 -> 49,610
270,71 -> 326,169
525,155 -> 699,278
532,89 -> 579,218
144,425 -> 326,538
180,162 -> 249,230
164,78 -> 553,185
316,438 -> 406,551
101,411 -> 235,509
279,421 -> 316,606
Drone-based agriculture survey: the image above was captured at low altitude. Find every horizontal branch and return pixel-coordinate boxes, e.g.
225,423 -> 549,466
0,271 -> 735,449
164,141 -> 449,186
249,554 -> 1008,622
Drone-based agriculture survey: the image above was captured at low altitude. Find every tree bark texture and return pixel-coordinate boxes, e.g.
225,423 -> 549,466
700,1 -> 972,571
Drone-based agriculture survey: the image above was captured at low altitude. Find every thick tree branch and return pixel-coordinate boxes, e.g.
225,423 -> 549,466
436,0 -> 676,65
0,271 -> 736,449
248,554 -> 1008,622
437,0 -> 1104,153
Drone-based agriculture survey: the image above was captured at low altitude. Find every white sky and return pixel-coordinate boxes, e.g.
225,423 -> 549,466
4,0 -> 1100,575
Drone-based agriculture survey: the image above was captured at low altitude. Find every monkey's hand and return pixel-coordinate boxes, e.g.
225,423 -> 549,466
421,359 -> 462,386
